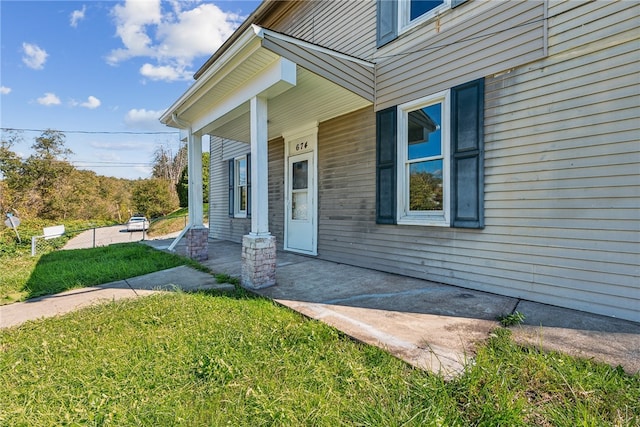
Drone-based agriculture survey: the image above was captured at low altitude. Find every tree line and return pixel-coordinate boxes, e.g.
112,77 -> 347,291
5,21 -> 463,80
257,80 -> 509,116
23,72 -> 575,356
0,129 -> 207,223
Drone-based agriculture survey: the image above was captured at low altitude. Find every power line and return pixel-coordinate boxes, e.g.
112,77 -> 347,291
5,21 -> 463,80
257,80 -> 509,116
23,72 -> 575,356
1,127 -> 178,135
73,160 -> 155,165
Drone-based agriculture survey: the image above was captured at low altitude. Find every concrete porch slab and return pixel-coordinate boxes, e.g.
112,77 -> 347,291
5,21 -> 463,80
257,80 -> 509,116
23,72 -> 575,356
182,239 -> 639,376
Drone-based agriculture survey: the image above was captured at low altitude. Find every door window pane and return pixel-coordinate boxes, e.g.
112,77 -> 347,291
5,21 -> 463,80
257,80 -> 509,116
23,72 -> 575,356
292,192 -> 308,220
292,160 -> 308,190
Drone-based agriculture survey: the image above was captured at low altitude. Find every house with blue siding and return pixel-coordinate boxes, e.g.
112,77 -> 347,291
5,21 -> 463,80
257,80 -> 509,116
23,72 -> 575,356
161,0 -> 639,323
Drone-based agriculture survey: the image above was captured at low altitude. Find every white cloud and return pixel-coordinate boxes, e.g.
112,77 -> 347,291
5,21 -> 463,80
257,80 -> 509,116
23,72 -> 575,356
106,0 -> 162,64
107,0 -> 243,81
70,5 -> 87,27
37,92 -> 61,106
80,95 -> 101,109
140,63 -> 190,82
22,43 -> 48,70
156,4 -> 241,61
124,108 -> 166,130
0,86 -> 11,95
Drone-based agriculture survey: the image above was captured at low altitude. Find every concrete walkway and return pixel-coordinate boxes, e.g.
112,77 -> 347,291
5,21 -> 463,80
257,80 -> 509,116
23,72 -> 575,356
0,265 -> 234,329
151,238 -> 640,377
2,238 -> 639,378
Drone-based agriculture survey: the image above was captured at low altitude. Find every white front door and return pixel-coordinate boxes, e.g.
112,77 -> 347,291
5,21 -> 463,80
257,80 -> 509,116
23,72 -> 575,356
285,131 -> 317,255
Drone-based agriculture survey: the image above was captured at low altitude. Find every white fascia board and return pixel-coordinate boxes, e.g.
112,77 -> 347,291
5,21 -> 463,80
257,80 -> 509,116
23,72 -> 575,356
253,25 -> 375,68
160,26 -> 261,127
191,57 -> 297,135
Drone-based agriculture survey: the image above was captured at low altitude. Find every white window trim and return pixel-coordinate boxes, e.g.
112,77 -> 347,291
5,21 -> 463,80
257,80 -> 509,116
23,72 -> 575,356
396,90 -> 451,227
399,0 -> 450,34
234,154 -> 248,218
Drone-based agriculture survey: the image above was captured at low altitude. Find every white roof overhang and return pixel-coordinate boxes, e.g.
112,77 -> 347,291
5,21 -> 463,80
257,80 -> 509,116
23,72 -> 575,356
161,25 -> 375,143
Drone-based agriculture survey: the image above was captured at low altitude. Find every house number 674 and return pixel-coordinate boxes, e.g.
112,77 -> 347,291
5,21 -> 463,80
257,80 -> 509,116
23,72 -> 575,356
296,141 -> 308,151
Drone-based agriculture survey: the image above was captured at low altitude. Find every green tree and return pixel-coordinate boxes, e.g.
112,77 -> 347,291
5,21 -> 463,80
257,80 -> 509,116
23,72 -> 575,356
132,178 -> 179,219
1,129 -> 137,222
0,130 -> 26,212
409,171 -> 443,211
176,152 -> 209,207
24,130 -> 74,219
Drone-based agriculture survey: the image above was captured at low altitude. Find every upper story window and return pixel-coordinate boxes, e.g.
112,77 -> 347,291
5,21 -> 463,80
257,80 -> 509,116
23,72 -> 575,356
377,0 -> 466,47
400,0 -> 448,29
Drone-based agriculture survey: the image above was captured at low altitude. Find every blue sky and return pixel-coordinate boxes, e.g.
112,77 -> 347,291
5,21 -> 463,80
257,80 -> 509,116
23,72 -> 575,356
0,0 -> 261,179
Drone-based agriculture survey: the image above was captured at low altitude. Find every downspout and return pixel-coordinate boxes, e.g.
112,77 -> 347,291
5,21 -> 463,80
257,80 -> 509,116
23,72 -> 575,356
167,113 -> 193,252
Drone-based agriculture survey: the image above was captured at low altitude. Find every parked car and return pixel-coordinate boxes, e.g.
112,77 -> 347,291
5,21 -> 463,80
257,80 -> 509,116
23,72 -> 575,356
126,215 -> 149,232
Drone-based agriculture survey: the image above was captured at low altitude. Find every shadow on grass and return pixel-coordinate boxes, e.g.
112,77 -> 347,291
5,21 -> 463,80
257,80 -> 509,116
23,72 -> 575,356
22,243 -> 199,299
21,242 -> 263,304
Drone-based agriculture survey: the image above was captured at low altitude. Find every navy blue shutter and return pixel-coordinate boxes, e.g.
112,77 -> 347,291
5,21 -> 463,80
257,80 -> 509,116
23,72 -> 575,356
377,0 -> 398,47
450,78 -> 484,228
376,107 -> 397,224
246,153 -> 251,219
451,0 -> 468,9
228,159 -> 234,217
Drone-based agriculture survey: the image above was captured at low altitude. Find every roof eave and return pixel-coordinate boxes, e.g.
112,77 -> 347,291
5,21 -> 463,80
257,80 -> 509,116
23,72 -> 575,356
159,25 -> 262,127
193,0 -> 281,80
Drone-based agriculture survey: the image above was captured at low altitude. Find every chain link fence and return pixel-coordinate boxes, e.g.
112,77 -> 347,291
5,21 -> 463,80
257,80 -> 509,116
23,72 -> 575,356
30,215 -> 188,256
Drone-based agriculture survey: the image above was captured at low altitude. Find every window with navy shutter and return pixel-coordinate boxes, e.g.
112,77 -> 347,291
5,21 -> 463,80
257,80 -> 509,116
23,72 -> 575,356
229,154 -> 251,218
376,0 -> 398,47
228,159 -> 234,217
450,78 -> 484,229
376,78 -> 484,229
246,153 -> 251,218
377,0 -> 468,47
376,107 -> 397,224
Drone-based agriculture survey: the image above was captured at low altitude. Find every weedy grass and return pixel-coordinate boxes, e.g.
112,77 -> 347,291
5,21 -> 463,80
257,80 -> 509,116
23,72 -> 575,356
497,310 -> 526,327
1,293 -> 638,426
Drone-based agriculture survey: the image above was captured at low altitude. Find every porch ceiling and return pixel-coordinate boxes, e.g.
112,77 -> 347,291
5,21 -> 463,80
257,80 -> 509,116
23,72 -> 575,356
161,25 -> 374,143
205,67 -> 371,143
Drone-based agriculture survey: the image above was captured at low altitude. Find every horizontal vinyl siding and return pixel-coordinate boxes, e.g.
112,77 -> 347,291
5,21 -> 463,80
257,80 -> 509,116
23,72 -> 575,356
375,1 -> 546,110
209,137 -> 251,242
268,137 -> 285,249
310,2 -> 638,322
482,0 -> 640,321
263,0 -> 377,60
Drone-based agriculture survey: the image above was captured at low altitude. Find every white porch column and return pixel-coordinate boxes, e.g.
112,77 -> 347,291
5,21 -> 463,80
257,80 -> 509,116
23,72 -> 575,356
185,131 -> 208,261
250,95 -> 269,236
188,132 -> 204,227
242,95 -> 276,289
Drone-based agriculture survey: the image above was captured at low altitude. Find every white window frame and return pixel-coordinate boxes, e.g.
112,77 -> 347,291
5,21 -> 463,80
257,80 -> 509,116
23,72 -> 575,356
399,0 -> 450,33
396,90 -> 450,226
233,154 -> 248,218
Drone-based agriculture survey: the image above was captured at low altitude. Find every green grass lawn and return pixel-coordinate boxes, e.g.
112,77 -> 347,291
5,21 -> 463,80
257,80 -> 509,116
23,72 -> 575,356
1,243 -> 201,303
0,213 -> 208,304
1,292 -> 638,426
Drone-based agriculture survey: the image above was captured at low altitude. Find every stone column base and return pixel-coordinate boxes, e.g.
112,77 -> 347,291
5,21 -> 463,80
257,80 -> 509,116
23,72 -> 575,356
241,234 -> 276,289
186,227 -> 209,261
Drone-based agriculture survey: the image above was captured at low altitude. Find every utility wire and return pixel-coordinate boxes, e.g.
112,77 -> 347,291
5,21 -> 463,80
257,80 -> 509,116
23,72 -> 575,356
1,127 -> 177,135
